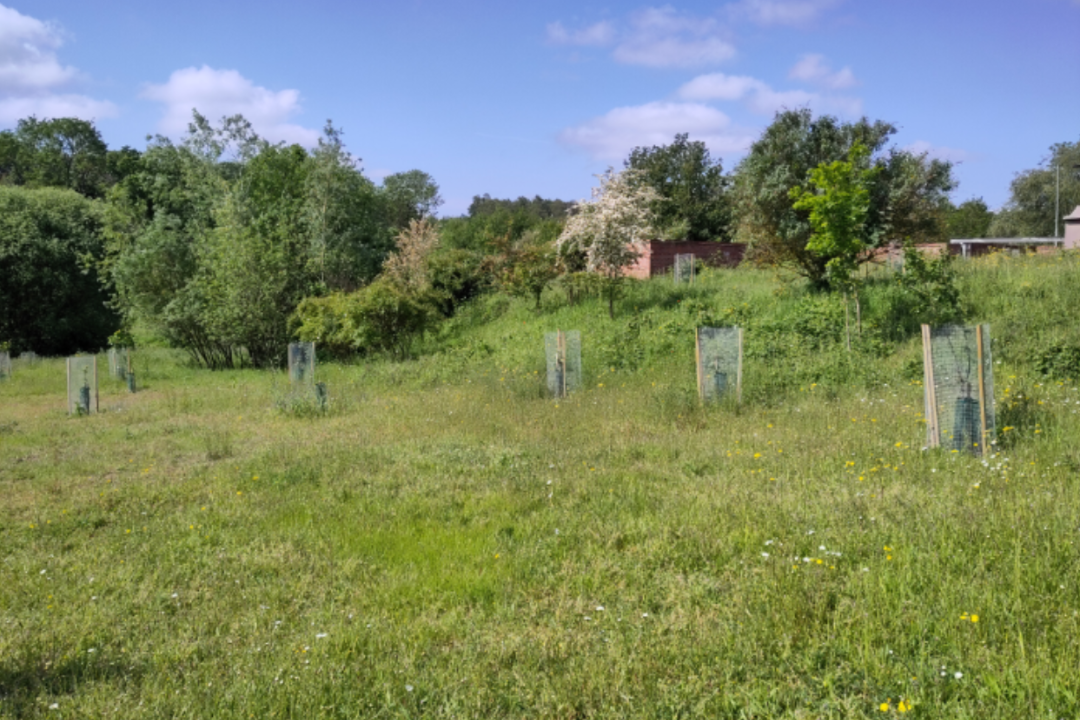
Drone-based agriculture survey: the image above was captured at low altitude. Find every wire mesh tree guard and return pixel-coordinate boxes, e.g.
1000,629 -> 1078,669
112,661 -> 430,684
674,254 -> 696,284
545,330 -> 582,399
695,327 -> 743,404
66,355 -> 99,415
922,324 -> 995,454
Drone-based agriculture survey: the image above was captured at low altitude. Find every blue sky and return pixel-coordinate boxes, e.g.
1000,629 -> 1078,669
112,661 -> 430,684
3,0 -> 1078,216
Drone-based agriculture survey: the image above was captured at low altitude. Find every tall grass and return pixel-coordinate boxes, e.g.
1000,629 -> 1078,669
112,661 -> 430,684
1,252 -> 1078,718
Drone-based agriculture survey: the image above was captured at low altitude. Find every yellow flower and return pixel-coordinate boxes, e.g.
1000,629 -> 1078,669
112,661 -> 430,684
970,614 -> 979,623
898,699 -> 911,713
879,702 -> 890,712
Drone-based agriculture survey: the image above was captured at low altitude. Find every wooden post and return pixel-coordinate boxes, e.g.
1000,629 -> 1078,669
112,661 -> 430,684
921,325 -> 939,448
557,330 -> 566,398
736,327 -> 744,405
93,356 -> 99,413
694,328 -> 703,403
976,324 -> 988,454
66,357 -> 72,415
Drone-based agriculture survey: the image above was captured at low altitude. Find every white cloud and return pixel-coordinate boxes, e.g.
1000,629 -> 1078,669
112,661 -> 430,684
558,101 -> 755,161
546,21 -> 615,46
731,0 -> 841,26
0,94 -> 117,125
0,3 -> 117,123
613,7 -> 736,68
677,72 -> 817,115
789,53 -> 856,89
141,66 -> 320,146
905,140 -> 971,163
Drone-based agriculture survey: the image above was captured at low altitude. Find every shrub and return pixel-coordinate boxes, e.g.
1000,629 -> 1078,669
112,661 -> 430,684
0,186 -> 119,355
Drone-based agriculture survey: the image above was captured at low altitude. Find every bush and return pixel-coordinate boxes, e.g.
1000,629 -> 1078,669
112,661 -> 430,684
293,279 -> 440,359
0,186 -> 119,355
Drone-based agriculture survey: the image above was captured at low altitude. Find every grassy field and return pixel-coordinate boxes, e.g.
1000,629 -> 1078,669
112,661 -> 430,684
2,255 -> 1080,718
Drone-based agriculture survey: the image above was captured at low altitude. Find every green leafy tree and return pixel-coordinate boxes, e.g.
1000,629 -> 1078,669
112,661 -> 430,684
733,109 -> 954,288
304,122 -> 392,290
790,143 -> 879,289
381,170 -> 443,229
990,139 -> 1080,238
0,187 -> 119,355
624,133 -> 731,241
0,117 -> 111,197
946,197 -> 994,239
557,169 -> 659,319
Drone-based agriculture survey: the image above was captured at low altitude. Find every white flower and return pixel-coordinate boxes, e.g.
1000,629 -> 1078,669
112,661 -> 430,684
955,671 -> 963,679
405,685 -> 414,692
316,633 -> 328,639
761,552 -> 769,558
596,606 -> 605,611
49,703 -> 59,710
642,613 -> 649,618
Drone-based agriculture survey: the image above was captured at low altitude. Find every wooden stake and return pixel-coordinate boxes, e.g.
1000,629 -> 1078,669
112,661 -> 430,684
736,327 -> 744,405
66,357 -> 72,415
695,328 -> 703,403
921,325 -> 939,448
976,324 -> 988,454
93,356 -> 99,414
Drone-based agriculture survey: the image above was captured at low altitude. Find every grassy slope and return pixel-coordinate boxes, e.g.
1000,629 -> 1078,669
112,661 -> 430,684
2,253 -> 1080,719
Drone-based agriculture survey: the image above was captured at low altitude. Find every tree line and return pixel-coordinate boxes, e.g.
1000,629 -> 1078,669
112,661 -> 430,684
1,109 -> 1075,363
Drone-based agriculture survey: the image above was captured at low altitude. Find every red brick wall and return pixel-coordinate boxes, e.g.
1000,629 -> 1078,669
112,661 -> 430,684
625,241 -> 747,279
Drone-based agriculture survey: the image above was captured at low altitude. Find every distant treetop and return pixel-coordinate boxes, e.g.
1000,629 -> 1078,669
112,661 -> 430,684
467,194 -> 574,220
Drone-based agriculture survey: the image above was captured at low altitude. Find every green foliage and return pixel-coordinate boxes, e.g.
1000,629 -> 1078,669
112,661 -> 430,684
946,197 -> 994,239
467,193 -> 573,220
624,133 -> 731,242
427,248 -> 489,317
790,142 -> 879,289
293,279 -> 440,359
103,113 -> 401,368
990,138 -> 1080,237
381,169 -> 443,229
871,247 -> 963,342
0,186 -> 119,355
734,109 -> 954,287
0,116 -> 114,198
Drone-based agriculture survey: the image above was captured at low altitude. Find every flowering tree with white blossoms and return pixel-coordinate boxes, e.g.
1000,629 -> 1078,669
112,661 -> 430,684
557,168 -> 660,318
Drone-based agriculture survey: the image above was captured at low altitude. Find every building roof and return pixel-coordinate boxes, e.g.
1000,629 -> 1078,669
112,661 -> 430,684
949,237 -> 1062,245
1064,206 -> 1080,222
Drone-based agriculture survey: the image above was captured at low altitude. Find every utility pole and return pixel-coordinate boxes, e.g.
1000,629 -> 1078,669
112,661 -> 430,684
1056,164 -> 1060,238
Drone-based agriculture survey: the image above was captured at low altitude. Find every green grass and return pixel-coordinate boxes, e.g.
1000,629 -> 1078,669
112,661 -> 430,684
2,253 -> 1080,718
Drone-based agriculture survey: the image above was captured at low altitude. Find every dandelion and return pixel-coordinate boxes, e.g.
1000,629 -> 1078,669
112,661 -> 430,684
898,699 -> 911,713
879,701 -> 890,712
970,614 -> 979,623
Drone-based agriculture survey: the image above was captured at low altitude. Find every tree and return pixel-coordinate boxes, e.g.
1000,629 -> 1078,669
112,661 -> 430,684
624,133 -> 731,241
990,139 -> 1080,238
557,169 -> 659,318
467,194 -> 573,220
0,187 -> 119,355
790,143 -> 879,290
304,121 -> 391,291
946,197 -> 994,239
733,109 -> 955,288
0,117 -> 111,197
381,170 -> 443,229
104,112 -> 403,368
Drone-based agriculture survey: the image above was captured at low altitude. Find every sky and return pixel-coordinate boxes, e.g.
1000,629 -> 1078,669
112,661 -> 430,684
2,0 -> 1078,216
